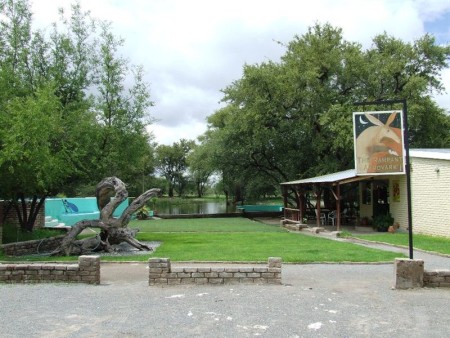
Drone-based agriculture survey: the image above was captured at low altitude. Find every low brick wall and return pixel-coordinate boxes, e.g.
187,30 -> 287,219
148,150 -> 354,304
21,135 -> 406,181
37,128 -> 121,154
424,270 -> 450,287
394,258 -> 450,289
281,221 -> 308,231
0,255 -> 100,284
0,235 -> 65,256
149,257 -> 282,286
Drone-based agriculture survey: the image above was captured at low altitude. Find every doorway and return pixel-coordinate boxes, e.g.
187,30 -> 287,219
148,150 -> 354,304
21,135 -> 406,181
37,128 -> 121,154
372,180 -> 389,217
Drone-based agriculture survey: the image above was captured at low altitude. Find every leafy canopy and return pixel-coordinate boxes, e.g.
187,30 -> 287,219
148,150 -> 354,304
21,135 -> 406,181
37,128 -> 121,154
200,23 -> 450,201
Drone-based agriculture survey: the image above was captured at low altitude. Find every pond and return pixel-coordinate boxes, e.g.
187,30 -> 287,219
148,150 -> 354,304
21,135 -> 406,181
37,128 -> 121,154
152,199 -> 237,215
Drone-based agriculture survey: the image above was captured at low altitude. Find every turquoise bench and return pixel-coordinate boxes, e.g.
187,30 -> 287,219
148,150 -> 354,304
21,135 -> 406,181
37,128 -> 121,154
236,205 -> 283,212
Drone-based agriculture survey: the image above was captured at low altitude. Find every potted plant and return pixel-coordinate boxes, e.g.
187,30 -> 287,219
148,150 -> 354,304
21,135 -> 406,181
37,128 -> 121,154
136,205 -> 150,220
372,213 -> 394,232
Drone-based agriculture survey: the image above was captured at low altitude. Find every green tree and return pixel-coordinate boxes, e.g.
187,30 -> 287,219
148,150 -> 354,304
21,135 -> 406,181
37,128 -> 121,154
201,23 -> 450,203
0,0 -> 156,230
0,85 -> 68,231
90,21 -> 155,189
186,141 -> 214,197
156,139 -> 194,197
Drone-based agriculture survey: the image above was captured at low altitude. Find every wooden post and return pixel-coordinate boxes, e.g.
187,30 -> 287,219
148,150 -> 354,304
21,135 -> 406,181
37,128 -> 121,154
315,184 -> 322,227
282,186 -> 288,220
298,186 -> 305,223
336,184 -> 341,231
331,184 -> 342,230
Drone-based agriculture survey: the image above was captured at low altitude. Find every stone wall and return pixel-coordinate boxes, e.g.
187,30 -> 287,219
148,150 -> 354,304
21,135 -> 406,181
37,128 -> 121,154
281,220 -> 308,231
0,255 -> 100,284
424,270 -> 450,287
149,257 -> 282,286
394,258 -> 450,289
0,235 -> 65,256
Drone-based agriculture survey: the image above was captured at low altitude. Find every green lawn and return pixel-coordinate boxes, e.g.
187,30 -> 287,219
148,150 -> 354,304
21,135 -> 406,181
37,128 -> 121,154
2,223 -> 62,244
130,217 -> 285,233
352,233 -> 450,255
1,218 -> 407,263
127,232 -> 402,263
118,217 -> 403,263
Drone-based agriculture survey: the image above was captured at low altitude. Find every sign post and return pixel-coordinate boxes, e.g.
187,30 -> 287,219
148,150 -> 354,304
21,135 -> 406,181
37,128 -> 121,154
353,110 -> 405,175
354,99 -> 413,259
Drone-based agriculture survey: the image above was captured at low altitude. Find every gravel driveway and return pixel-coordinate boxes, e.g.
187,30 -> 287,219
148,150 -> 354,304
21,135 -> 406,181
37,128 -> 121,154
1,227 -> 449,338
1,257 -> 449,337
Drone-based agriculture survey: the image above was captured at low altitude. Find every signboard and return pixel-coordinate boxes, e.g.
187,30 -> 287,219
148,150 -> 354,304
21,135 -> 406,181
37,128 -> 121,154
353,110 -> 405,175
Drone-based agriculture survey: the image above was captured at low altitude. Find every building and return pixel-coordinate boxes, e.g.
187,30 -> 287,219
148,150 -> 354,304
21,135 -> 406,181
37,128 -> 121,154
280,148 -> 450,238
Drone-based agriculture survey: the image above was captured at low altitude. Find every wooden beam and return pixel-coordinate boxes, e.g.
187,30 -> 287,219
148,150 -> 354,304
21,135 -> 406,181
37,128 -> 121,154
315,184 -> 322,227
336,184 -> 341,230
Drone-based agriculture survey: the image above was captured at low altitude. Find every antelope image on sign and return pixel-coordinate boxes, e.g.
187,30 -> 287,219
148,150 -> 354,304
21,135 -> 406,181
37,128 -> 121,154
353,111 -> 405,175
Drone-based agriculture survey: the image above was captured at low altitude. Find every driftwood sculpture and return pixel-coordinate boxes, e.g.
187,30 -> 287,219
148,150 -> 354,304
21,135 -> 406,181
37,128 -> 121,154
52,177 -> 160,256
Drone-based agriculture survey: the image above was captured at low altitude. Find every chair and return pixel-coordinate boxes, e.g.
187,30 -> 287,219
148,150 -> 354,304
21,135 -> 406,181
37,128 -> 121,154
315,210 -> 327,225
327,210 -> 337,226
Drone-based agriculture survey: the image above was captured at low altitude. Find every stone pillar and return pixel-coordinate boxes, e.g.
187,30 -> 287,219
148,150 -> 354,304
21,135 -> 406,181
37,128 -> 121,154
394,258 -> 424,289
268,257 -> 282,268
268,257 -> 282,284
78,255 -> 101,284
148,258 -> 171,285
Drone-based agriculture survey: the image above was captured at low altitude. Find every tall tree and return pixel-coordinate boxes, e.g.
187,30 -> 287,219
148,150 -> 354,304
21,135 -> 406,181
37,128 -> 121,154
0,85 -> 68,231
187,141 -> 214,197
90,21 -> 155,187
0,1 -> 156,230
201,23 -> 450,202
156,139 -> 194,197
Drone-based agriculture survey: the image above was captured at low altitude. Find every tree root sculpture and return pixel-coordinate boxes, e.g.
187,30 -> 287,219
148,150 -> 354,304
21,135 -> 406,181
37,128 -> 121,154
52,177 -> 160,256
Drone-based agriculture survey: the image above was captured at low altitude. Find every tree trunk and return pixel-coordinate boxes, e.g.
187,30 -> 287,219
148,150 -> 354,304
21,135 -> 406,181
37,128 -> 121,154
52,177 -> 160,256
10,194 -> 47,232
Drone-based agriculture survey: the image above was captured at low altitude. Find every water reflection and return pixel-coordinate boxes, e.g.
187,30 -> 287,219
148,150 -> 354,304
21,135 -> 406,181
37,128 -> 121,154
153,200 -> 237,215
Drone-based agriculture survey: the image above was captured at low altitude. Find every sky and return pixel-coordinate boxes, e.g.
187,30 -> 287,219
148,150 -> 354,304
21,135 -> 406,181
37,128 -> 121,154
31,0 -> 450,145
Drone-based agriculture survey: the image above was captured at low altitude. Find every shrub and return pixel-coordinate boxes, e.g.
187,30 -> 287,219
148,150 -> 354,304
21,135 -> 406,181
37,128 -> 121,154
372,214 -> 394,232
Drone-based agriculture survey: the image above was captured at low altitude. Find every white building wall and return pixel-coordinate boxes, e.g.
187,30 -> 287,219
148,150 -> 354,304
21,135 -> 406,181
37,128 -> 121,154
358,154 -> 450,237
388,174 -> 408,230
410,157 -> 450,237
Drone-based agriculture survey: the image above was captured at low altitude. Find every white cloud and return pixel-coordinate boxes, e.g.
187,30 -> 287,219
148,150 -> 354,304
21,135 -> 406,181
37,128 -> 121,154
31,0 -> 450,144
148,121 -> 207,146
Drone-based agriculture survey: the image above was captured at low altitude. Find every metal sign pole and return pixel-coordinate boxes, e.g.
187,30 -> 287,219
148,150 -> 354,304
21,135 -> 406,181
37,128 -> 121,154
354,99 -> 413,259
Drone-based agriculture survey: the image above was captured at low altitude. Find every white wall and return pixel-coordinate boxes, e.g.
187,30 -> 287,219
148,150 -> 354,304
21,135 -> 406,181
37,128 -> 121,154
389,174 -> 408,231
410,157 -> 450,237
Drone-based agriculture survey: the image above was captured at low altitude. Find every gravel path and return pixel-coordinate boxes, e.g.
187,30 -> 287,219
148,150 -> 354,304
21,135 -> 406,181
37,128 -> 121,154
1,262 -> 449,337
1,222 -> 449,337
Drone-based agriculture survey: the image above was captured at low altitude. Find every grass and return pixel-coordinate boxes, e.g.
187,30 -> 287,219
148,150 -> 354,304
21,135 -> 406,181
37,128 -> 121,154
1,223 -> 63,244
352,232 -> 450,255
129,217 -> 286,233
1,217 -> 407,263
116,217 -> 403,262
129,232 -> 403,263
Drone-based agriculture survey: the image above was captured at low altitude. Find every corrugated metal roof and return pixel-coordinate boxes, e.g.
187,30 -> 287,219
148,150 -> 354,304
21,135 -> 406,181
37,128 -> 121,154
281,148 -> 450,186
410,148 -> 450,160
281,169 -> 357,185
